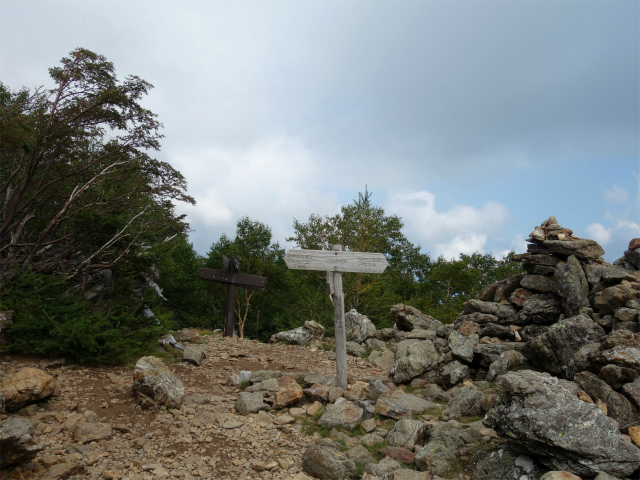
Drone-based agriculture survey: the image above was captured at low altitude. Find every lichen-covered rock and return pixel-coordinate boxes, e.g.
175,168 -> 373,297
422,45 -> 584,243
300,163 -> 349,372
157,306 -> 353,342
0,367 -> 60,412
318,398 -> 363,430
375,390 -> 434,420
522,314 -> 605,380
542,238 -> 605,260
269,320 -> 324,345
133,356 -> 184,409
345,310 -> 376,343
466,445 -> 545,480
555,255 -> 590,317
594,281 -> 637,314
386,418 -> 426,450
448,331 -> 479,363
442,385 -> 488,420
0,417 -> 43,468
487,350 -> 526,382
392,340 -> 441,384
391,304 -> 443,332
440,360 -> 469,388
484,370 -> 640,477
462,300 -> 517,325
517,294 -> 563,325
302,445 -> 358,479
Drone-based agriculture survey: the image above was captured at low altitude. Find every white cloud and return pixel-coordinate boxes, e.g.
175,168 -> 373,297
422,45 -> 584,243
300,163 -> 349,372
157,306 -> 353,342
387,190 -> 512,259
586,223 -> 612,245
170,136 -> 339,253
604,184 -> 629,204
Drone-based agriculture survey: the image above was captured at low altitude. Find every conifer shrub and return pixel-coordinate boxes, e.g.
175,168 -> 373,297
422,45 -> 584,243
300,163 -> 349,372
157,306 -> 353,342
0,270 -> 165,364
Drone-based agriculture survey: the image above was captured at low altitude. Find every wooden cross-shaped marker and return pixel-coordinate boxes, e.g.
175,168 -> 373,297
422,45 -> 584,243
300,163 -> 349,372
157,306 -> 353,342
198,255 -> 267,337
284,245 -> 388,389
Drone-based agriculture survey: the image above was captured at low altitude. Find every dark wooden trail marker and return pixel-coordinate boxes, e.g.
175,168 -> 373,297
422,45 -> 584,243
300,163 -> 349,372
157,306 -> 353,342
198,255 -> 267,337
284,245 -> 388,389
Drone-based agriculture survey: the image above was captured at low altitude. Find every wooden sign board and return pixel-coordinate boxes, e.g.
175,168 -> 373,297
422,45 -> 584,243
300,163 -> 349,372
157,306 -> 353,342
284,249 -> 388,274
284,246 -> 388,389
197,269 -> 267,291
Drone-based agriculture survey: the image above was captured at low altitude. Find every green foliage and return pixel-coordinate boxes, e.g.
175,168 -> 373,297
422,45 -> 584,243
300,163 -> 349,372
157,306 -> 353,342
0,270 -> 164,364
0,48 -> 193,280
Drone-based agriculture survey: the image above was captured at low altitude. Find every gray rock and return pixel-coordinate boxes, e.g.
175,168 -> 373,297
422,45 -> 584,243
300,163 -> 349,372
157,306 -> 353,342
462,300 -> 517,324
345,341 -> 366,357
520,274 -> 558,294
493,274 -> 526,302
302,445 -> 358,479
575,371 -> 640,432
522,314 -> 605,379
365,338 -> 387,350
600,364 -> 639,390
585,264 -> 636,287
541,238 -> 605,260
466,445 -> 545,480
555,255 -> 590,317
440,360 -> 469,388
615,307 -> 639,322
594,282 -> 636,314
392,340 -> 441,384
346,444 -> 375,465
345,310 -> 376,343
235,392 -> 268,415
479,323 -> 515,340
484,370 -> 640,477
182,346 -> 206,366
448,331 -> 479,363
0,417 -> 43,468
270,320 -> 325,345
318,398 -> 363,430
487,350 -> 527,382
442,385 -> 488,420
386,419 -> 427,450
133,356 -> 184,409
422,384 -> 452,404
364,456 -> 403,476
414,441 -> 457,476
474,342 -> 525,368
375,390 -> 434,420
517,294 -> 563,325
391,304 -> 443,332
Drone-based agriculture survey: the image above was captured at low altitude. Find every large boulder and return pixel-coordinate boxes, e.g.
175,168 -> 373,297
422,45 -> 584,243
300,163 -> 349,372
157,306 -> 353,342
375,390 -> 434,420
345,310 -> 376,343
522,314 -> 605,380
442,385 -> 488,420
133,356 -> 184,409
391,304 -> 443,332
270,320 -> 324,345
0,367 -> 60,412
0,417 -> 43,468
484,370 -> 640,477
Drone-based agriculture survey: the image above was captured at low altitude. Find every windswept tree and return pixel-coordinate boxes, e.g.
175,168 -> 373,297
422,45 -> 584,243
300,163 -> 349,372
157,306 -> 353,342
0,48 -> 194,283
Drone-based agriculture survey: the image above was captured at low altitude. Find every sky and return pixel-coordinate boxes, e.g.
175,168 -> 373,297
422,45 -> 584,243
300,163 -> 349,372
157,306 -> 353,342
1,0 -> 639,263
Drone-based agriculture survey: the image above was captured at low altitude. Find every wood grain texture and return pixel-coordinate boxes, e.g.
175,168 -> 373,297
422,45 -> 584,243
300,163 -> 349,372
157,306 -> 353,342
284,249 -> 388,273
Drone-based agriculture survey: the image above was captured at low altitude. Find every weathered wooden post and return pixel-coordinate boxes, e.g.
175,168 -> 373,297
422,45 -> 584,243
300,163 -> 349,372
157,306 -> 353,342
197,255 -> 268,337
284,245 -> 388,389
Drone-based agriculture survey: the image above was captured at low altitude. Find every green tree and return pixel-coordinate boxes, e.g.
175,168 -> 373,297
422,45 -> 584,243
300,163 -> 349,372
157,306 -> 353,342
0,48 -> 193,282
288,188 -> 427,326
206,217 -> 293,339
409,252 -> 523,322
0,49 -> 194,363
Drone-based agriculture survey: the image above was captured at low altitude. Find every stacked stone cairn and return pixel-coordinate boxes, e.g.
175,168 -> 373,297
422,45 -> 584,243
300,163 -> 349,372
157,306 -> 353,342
257,217 -> 640,479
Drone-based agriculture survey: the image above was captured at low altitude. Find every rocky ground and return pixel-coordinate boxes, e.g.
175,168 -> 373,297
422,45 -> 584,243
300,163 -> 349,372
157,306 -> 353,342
0,334 -> 409,480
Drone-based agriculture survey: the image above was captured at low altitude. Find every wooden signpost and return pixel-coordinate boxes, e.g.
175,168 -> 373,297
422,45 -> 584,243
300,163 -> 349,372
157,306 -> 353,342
284,245 -> 388,389
198,255 -> 267,337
